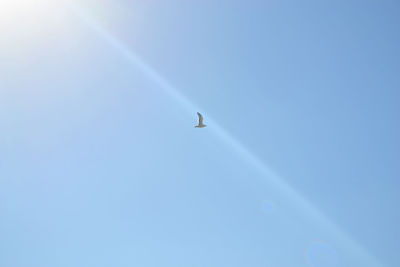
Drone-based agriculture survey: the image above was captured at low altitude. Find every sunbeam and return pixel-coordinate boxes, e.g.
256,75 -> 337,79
72,5 -> 383,267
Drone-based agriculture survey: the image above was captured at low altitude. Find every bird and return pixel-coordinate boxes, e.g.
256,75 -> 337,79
195,112 -> 207,128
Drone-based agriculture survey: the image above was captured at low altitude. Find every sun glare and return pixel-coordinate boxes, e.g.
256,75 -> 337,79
0,0 -> 77,98
0,0 -> 52,21
0,0 -> 72,48
0,0 -> 73,35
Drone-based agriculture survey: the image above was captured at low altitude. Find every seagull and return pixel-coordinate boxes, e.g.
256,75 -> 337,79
195,112 -> 207,128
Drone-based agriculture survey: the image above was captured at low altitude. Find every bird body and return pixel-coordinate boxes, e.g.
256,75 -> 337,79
195,112 -> 207,128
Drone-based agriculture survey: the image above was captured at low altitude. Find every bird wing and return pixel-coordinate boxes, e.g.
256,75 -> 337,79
197,112 -> 204,125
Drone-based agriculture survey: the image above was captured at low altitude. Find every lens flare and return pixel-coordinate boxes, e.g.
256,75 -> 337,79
306,241 -> 340,267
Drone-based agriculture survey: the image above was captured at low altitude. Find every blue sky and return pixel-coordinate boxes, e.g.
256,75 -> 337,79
1,0 -> 399,266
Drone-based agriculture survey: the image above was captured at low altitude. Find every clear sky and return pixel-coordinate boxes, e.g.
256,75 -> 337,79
1,0 -> 399,266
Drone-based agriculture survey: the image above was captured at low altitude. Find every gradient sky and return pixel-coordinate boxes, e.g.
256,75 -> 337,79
1,0 -> 399,266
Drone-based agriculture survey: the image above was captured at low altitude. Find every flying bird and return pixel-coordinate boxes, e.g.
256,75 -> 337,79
195,112 -> 207,128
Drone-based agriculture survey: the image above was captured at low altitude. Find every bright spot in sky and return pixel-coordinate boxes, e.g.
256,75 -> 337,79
0,0 -> 53,21
0,0 -> 74,97
0,0 -> 70,34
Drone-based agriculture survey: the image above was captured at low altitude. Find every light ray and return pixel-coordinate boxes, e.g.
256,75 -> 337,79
73,6 -> 382,267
